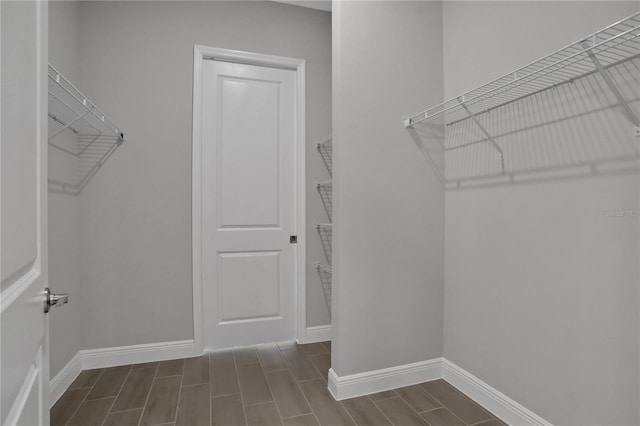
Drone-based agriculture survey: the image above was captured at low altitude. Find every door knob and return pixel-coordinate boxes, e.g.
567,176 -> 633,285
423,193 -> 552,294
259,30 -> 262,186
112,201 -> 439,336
44,287 -> 69,313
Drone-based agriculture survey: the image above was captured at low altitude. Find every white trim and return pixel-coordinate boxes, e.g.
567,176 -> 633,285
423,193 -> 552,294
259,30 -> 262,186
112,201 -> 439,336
192,45 -> 307,351
49,340 -> 194,407
80,340 -> 195,370
442,359 -> 552,426
328,358 -> 443,401
328,357 -> 551,425
49,352 -> 82,405
302,325 -> 332,343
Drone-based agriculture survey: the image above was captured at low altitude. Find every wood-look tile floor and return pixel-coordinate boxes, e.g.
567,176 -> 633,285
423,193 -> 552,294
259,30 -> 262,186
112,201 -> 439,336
51,341 -> 506,426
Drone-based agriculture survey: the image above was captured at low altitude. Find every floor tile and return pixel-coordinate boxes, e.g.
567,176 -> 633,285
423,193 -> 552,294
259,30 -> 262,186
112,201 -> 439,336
237,363 -> 273,405
395,384 -> 442,412
157,359 -> 185,377
245,402 -> 283,426
298,379 -> 355,426
183,355 -> 209,386
280,348 -> 321,381
282,414 -> 320,426
299,343 -> 328,356
234,346 -> 260,366
133,362 -> 159,370
420,380 -> 493,425
67,397 -> 115,426
257,343 -> 288,373
140,376 -> 181,425
111,367 -> 156,411
52,343 -> 505,426
341,396 -> 392,426
210,355 -> 240,396
103,408 -> 143,426
307,353 -> 330,382
210,348 -> 235,360
265,369 -> 312,418
211,394 -> 246,426
86,365 -> 131,400
176,383 -> 210,426
374,397 -> 428,426
368,390 -> 398,401
472,418 -> 507,426
51,387 -> 90,426
420,407 -> 465,426
68,369 -> 103,390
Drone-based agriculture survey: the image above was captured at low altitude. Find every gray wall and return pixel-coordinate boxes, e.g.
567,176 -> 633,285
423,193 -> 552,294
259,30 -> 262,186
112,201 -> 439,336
332,1 -> 444,376
48,0 -> 82,377
442,2 -> 640,424
73,1 -> 331,350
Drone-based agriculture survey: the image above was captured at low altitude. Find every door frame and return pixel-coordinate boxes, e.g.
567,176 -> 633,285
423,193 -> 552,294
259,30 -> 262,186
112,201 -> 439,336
192,45 -> 306,354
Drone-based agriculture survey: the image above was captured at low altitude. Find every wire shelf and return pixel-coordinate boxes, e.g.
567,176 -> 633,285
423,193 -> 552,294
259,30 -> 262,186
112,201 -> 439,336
314,262 -> 332,317
406,12 -> 640,127
315,223 -> 332,263
313,136 -> 332,319
48,64 -> 125,194
405,12 -> 640,188
316,179 -> 332,221
316,136 -> 332,176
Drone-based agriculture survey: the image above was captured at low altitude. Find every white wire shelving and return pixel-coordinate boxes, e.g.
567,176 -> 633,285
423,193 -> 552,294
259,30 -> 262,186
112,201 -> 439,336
315,179 -> 332,220
315,222 -> 332,263
48,64 -> 125,194
313,136 -> 332,318
405,12 -> 640,188
313,261 -> 332,315
316,137 -> 332,177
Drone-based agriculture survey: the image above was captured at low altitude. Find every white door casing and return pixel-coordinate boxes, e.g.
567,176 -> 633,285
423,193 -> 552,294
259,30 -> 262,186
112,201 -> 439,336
193,47 -> 306,351
1,1 -> 50,425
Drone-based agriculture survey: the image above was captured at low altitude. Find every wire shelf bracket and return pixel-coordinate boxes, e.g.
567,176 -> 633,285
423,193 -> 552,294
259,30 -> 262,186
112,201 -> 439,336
315,136 -> 333,176
47,64 -> 126,195
457,96 -> 505,174
580,37 -> 640,133
313,261 -> 332,317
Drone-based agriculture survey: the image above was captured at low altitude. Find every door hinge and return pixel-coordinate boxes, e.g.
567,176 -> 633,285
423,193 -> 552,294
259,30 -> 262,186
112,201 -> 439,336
289,235 -> 297,244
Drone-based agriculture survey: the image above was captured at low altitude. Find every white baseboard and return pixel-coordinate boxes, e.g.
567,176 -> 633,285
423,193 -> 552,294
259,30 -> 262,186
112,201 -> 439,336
328,358 -> 443,401
327,357 -> 550,425
442,359 -> 552,426
303,325 -> 332,343
50,339 -> 195,406
50,352 -> 82,405
81,339 -> 195,370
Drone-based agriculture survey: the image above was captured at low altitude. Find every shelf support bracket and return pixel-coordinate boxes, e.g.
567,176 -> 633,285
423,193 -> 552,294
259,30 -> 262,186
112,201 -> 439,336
581,40 -> 640,135
48,109 -> 92,141
457,97 -> 506,173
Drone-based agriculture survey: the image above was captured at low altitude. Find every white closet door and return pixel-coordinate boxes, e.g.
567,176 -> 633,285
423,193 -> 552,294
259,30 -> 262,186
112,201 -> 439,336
201,59 -> 297,349
1,1 -> 50,425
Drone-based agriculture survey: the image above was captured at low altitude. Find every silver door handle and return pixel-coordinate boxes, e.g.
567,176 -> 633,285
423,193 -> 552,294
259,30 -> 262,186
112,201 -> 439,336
44,287 -> 69,313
